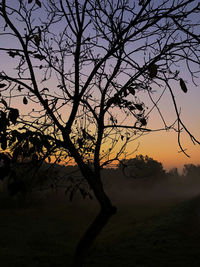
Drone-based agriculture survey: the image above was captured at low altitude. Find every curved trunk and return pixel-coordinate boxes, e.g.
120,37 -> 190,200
71,204 -> 117,267
63,137 -> 117,266
71,168 -> 116,266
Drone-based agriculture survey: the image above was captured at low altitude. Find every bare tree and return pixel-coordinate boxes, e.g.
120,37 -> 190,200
0,0 -> 200,266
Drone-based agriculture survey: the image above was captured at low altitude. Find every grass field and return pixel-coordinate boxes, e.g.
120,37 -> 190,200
1,180 -> 200,267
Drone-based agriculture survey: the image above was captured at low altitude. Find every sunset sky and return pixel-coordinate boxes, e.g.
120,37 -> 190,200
128,81 -> 200,172
0,0 -> 200,173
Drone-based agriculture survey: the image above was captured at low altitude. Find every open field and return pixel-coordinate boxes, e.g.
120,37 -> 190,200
1,173 -> 200,267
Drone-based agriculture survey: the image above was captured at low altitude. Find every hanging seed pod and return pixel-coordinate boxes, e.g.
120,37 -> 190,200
124,89 -> 128,97
1,98 -> 7,108
179,78 -> 188,93
35,0 -> 42,8
23,96 -> 28,105
140,118 -> 147,126
148,63 -> 157,79
0,83 -> 7,88
34,35 -> 40,47
134,103 -> 143,111
128,87 -> 135,96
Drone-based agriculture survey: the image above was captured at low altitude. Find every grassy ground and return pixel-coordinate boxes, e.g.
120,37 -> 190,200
87,198 -> 200,266
0,193 -> 200,267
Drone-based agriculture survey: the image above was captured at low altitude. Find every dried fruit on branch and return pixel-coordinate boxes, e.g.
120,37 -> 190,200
179,78 -> 188,93
134,104 -> 143,111
23,96 -> 28,105
128,87 -> 135,96
35,0 -> 42,8
140,118 -> 147,126
0,83 -> 7,88
148,63 -> 157,78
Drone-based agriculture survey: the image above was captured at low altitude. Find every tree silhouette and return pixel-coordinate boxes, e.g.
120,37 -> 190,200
0,0 -> 200,266
120,154 -> 165,179
167,167 -> 180,178
183,164 -> 200,178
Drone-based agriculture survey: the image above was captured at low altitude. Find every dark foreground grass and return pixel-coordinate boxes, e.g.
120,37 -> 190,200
87,197 -> 200,267
0,195 -> 200,267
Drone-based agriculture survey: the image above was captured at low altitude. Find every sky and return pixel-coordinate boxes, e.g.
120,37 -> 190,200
110,80 -> 200,172
0,0 -> 200,172
132,81 -> 200,172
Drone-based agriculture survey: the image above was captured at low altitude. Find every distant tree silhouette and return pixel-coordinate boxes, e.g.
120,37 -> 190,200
167,167 -> 180,178
120,155 -> 165,179
0,0 -> 200,266
183,164 -> 200,178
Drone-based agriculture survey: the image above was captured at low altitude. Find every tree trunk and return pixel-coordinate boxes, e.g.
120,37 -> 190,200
64,139 -> 117,266
71,205 -> 117,267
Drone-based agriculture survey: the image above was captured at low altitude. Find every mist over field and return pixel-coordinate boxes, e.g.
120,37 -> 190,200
1,160 -> 200,267
38,163 -> 200,207
1,159 -> 200,209
103,170 -> 200,205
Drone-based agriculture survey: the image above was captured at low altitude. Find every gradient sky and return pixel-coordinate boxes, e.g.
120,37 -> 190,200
0,0 -> 200,172
132,80 -> 200,172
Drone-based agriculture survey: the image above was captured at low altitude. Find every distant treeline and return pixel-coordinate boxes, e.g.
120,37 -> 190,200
0,154 -> 200,200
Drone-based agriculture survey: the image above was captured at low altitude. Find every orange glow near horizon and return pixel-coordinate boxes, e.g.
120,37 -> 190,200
1,1 -> 200,173
126,130 -> 200,172
9,82 -> 200,173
